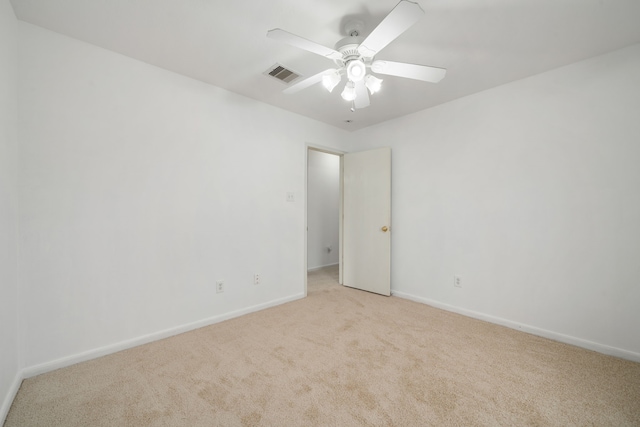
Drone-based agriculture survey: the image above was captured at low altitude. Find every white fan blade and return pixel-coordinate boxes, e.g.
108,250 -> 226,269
267,29 -> 342,61
357,0 -> 424,58
283,69 -> 332,94
371,60 -> 446,83
354,80 -> 370,109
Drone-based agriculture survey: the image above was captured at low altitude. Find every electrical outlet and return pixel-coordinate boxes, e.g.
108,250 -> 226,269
254,273 -> 260,285
216,280 -> 224,293
286,192 -> 295,202
454,276 -> 462,288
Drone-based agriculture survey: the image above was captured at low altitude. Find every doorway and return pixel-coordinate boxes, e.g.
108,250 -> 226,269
304,146 -> 391,297
306,148 -> 342,294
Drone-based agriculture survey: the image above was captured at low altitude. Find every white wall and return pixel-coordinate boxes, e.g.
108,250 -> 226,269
307,150 -> 340,270
0,0 -> 20,421
350,44 -> 640,360
17,22 -> 348,370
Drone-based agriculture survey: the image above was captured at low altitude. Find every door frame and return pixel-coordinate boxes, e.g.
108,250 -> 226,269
304,144 -> 345,297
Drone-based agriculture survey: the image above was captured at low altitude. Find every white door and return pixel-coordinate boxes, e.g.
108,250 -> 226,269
343,147 -> 391,296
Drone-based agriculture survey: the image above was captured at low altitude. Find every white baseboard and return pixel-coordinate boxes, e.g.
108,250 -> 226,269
391,290 -> 640,363
1,370 -> 23,425
22,293 -> 305,379
307,262 -> 339,272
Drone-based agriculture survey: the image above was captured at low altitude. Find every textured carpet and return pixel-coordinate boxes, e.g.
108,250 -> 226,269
5,265 -> 640,426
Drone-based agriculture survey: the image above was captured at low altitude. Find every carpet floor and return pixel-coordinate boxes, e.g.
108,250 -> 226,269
5,265 -> 640,426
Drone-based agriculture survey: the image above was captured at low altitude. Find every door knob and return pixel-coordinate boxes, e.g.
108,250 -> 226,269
381,226 -> 388,232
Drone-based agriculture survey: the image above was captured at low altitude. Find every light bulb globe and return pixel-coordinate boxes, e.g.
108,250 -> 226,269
365,75 -> 383,94
341,81 -> 357,101
322,70 -> 341,93
346,60 -> 366,82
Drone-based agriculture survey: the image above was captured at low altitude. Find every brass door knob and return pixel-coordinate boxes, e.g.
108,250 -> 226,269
381,226 -> 388,232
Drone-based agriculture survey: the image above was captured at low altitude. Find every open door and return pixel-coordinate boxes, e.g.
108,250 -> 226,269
343,147 -> 391,296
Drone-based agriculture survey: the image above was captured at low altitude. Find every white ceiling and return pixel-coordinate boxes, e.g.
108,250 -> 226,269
10,0 -> 640,131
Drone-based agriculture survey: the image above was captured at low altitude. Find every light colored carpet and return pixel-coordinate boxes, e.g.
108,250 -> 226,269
5,265 -> 640,426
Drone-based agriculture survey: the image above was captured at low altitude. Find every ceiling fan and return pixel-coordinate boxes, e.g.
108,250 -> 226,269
267,0 -> 446,110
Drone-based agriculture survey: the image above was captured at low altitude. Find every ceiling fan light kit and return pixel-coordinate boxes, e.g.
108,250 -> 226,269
267,0 -> 446,110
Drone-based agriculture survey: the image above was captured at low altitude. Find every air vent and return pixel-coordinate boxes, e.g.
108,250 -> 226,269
264,64 -> 301,84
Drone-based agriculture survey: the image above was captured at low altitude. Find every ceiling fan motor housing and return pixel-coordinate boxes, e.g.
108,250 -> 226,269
334,36 -> 365,68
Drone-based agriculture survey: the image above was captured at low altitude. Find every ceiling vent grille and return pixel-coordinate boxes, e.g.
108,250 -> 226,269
264,64 -> 301,84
